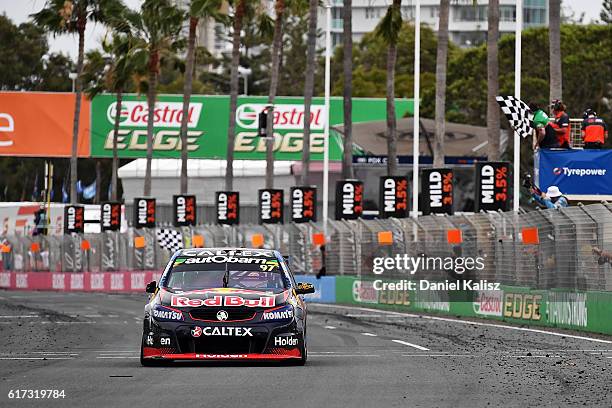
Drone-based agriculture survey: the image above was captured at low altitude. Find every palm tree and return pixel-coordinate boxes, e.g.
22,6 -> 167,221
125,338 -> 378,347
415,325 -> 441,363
265,0 -> 286,189
301,0 -> 318,185
433,0 -> 450,168
83,34 -> 137,201
376,0 -> 402,176
179,0 -> 223,194
342,0 -> 354,179
487,0 -> 500,161
32,0 -> 124,204
226,0 -> 246,191
549,0 -> 562,102
122,0 -> 184,197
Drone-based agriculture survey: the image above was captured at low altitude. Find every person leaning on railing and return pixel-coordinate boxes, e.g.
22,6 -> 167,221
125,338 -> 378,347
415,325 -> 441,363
532,185 -> 569,209
581,108 -> 608,149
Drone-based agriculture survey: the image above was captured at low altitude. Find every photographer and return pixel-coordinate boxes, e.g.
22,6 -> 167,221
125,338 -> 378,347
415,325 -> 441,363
523,175 -> 569,209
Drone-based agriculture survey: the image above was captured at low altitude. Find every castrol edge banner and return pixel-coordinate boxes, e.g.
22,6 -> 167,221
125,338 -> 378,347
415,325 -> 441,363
0,92 -> 90,157
90,94 -> 413,160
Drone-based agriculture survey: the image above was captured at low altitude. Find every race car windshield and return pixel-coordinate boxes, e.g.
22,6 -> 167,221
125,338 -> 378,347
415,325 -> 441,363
164,259 -> 288,291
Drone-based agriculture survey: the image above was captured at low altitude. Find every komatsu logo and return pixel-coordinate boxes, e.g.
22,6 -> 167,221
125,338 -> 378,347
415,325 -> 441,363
262,309 -> 294,320
553,167 -> 607,177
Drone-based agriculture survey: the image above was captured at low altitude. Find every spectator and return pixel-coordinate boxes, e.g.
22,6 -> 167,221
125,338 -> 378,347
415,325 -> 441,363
581,108 -> 608,149
530,103 -> 564,149
533,185 -> 569,209
550,100 -> 571,148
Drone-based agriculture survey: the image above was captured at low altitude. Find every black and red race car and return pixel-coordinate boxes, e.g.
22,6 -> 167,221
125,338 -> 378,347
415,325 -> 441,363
140,247 -> 315,366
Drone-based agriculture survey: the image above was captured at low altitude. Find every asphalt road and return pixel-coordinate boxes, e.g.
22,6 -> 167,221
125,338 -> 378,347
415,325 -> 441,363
0,291 -> 611,408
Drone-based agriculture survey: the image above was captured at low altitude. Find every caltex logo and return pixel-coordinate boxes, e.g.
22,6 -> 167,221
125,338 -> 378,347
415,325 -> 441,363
191,326 -> 202,338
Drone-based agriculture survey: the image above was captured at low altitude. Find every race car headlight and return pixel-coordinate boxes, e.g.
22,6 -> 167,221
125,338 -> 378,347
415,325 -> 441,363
260,304 -> 295,321
151,305 -> 184,322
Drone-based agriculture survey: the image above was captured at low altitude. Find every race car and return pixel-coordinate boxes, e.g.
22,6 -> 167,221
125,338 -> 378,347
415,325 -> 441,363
140,247 -> 315,366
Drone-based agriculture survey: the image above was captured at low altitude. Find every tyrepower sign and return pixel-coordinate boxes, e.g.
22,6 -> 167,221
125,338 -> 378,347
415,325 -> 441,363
474,162 -> 510,212
133,198 -> 156,228
100,202 -> 121,231
0,92 -> 90,157
379,176 -> 408,218
64,205 -> 84,234
258,189 -> 283,224
421,169 -> 453,215
91,94 -> 413,160
291,186 -> 317,223
335,180 -> 363,220
216,192 -> 239,225
173,195 -> 196,227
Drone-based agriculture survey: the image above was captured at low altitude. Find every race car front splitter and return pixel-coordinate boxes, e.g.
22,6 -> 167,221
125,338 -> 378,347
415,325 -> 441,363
142,347 -> 301,360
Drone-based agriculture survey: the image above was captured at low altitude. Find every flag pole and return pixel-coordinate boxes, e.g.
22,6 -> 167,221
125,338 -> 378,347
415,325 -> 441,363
323,1 -> 331,237
513,0 -> 522,212
412,0 -> 421,219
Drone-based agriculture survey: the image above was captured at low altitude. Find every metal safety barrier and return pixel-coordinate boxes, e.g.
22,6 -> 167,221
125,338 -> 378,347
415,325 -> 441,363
2,203 -> 612,292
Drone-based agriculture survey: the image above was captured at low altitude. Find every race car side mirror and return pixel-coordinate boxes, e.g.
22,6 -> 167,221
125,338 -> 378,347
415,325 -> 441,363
295,282 -> 315,295
145,281 -> 157,294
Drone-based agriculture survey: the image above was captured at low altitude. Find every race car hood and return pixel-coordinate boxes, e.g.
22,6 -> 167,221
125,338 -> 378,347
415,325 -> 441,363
158,288 -> 289,310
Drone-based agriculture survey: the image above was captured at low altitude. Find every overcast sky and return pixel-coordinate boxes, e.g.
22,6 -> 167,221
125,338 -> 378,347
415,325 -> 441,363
1,0 -> 605,60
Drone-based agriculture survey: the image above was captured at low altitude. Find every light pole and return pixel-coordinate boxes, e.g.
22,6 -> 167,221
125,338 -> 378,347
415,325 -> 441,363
69,72 -> 77,93
412,0 -> 421,219
323,1 -> 331,237
238,66 -> 252,96
514,0 -> 522,212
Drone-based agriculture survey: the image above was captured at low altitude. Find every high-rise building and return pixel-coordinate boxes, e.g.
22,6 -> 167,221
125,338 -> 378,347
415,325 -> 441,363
320,0 -> 548,48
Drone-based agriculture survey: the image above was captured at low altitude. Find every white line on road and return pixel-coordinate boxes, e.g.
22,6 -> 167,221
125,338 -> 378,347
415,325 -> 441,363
361,332 -> 378,337
312,354 -> 380,357
346,314 -> 384,318
392,340 -> 430,350
96,357 -> 140,359
324,326 -> 337,330
314,304 -> 612,344
0,357 -> 74,360
0,315 -> 40,318
402,354 -> 472,357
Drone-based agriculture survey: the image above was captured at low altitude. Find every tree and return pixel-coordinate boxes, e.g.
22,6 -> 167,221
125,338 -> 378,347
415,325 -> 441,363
301,0 -> 318,184
602,0 -> 612,24
32,0 -> 124,204
82,33 -> 138,201
342,0 -> 354,179
433,0 -> 450,168
376,0 -> 402,176
180,0 -> 223,195
486,0 -> 500,161
549,0 -> 562,102
265,0 -> 286,189
121,0 -> 184,197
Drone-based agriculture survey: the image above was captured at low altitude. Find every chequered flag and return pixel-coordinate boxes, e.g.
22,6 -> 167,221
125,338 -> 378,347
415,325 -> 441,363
496,95 -> 534,139
156,228 -> 183,253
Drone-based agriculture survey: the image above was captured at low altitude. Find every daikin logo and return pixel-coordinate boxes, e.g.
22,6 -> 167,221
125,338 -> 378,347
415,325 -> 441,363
553,167 -> 607,177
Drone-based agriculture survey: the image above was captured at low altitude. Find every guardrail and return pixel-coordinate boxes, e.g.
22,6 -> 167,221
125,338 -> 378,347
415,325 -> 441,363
2,203 -> 612,292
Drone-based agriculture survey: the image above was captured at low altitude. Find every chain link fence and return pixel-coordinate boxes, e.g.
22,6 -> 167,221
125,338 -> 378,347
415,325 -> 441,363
2,203 -> 612,291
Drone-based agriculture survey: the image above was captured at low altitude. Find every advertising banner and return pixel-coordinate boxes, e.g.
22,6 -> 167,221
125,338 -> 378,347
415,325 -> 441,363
133,198 -> 156,228
293,275 -> 336,303
173,195 -> 196,227
474,162 -> 510,212
379,176 -> 408,218
216,191 -> 239,225
536,149 -> 612,196
0,92 -> 90,157
335,180 -> 363,220
64,205 -> 84,234
100,202 -> 121,231
421,169 -> 454,215
90,94 -> 412,160
258,189 -> 283,224
290,186 -> 317,223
